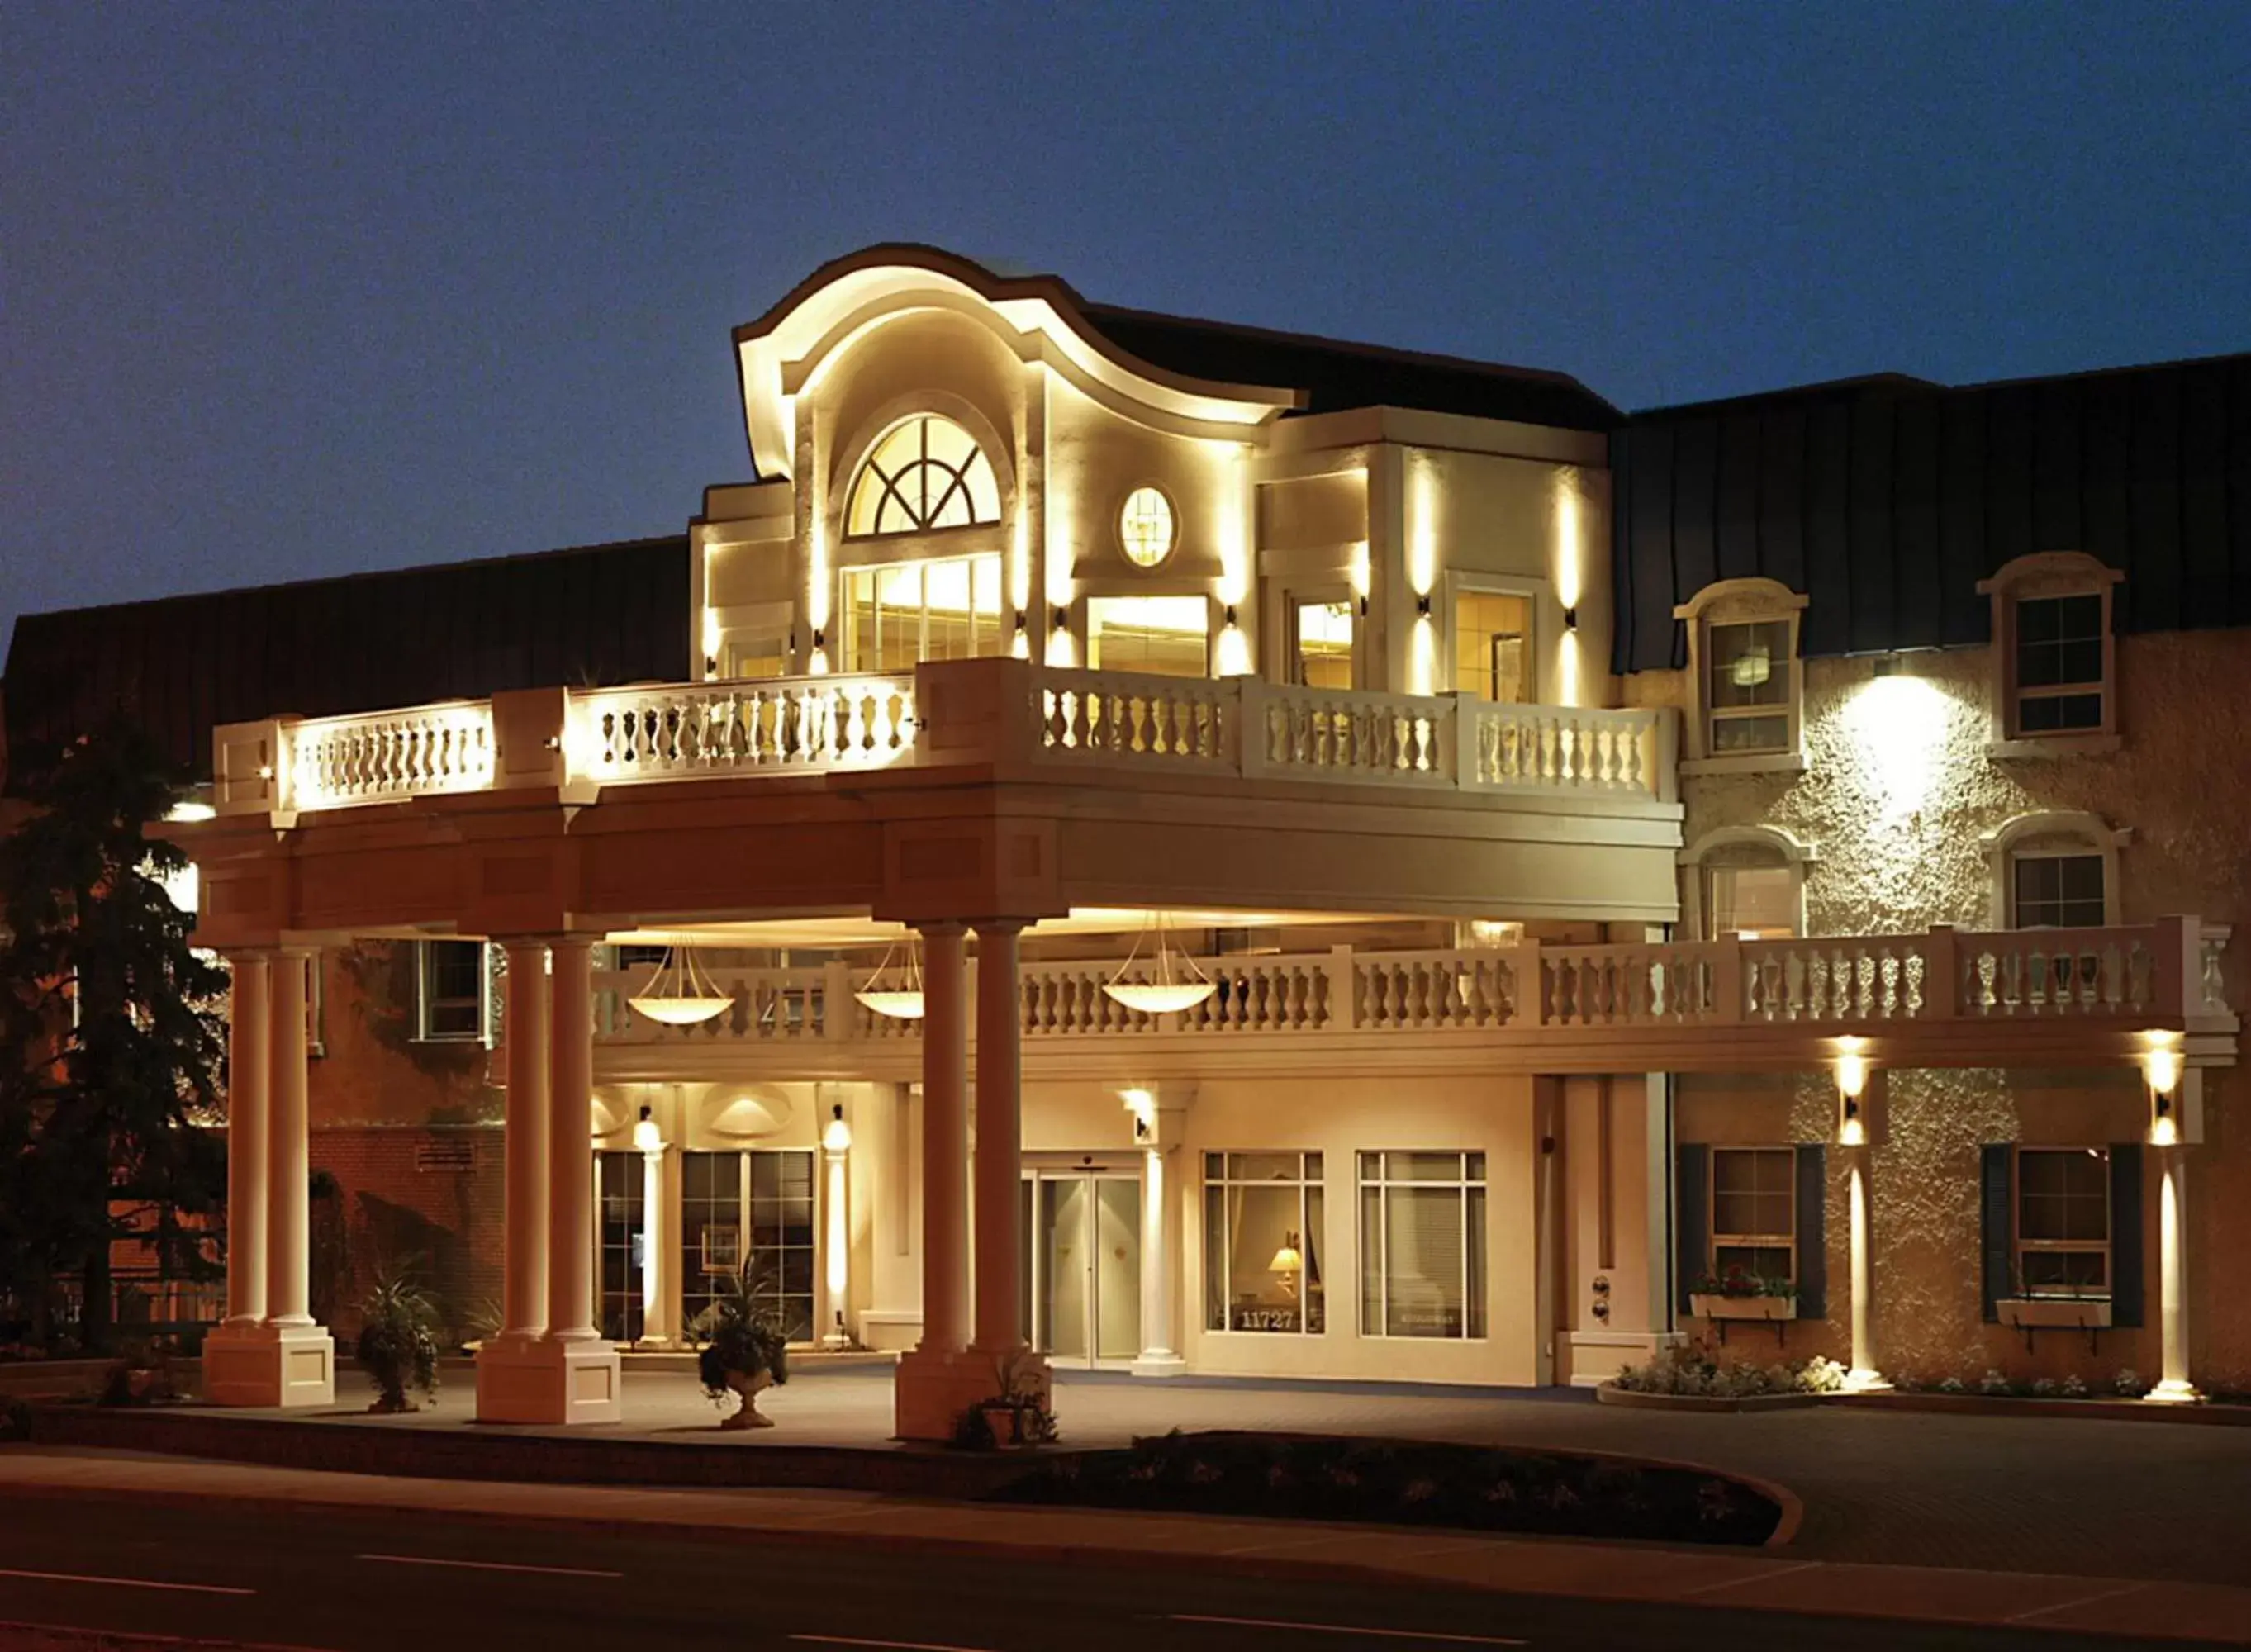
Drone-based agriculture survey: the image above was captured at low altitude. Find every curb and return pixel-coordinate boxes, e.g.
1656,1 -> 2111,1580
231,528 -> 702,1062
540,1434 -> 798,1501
1833,1389 -> 2251,1426
1596,1385 -> 1822,1414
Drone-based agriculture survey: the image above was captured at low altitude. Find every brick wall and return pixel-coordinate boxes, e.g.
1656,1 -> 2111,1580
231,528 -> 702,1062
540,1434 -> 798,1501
310,1124 -> 502,1343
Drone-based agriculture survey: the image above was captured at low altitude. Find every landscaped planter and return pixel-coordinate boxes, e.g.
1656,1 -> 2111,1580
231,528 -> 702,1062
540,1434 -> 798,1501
1997,1298 -> 2112,1330
1690,1294 -> 1796,1322
1596,1383 -> 1821,1413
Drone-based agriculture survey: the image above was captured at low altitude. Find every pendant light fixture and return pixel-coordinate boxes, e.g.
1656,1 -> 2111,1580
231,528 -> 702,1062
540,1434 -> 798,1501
1102,912 -> 1217,1015
853,934 -> 927,1020
625,945 -> 734,1027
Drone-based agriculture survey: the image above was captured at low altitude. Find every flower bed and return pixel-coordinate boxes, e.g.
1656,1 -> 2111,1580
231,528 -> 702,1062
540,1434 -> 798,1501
1606,1339 -> 1845,1402
988,1429 -> 1783,1546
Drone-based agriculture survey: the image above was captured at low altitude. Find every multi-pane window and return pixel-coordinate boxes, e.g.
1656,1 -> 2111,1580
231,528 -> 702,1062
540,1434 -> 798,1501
2013,594 -> 2106,733
416,940 -> 487,1042
1291,597 -> 1354,689
1118,487 -> 1176,567
2016,1148 -> 2111,1296
1203,1152 -> 1325,1335
1357,1151 -> 1486,1340
680,1148 -> 816,1344
1454,591 -> 1533,704
2011,853 -> 2106,929
1086,595 -> 1209,676
844,415 -> 1001,537
843,554 -> 1004,672
751,1149 -> 817,1345
1702,853 -> 1798,939
1704,620 -> 1793,754
1710,1148 -> 1796,1284
596,1151 -> 645,1344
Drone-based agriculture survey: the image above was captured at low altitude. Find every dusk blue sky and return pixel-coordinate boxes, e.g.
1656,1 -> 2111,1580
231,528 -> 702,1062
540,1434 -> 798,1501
6,2 -> 2249,648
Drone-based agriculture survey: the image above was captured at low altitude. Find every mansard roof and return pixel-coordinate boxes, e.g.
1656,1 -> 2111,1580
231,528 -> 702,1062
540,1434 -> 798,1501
1611,350 -> 2251,674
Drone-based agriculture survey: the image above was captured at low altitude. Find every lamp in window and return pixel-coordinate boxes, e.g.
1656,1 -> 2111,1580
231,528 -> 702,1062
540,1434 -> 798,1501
1730,641 -> 1773,689
1268,1231 -> 1303,1300
1102,913 -> 1217,1014
852,935 -> 925,1020
627,947 -> 734,1026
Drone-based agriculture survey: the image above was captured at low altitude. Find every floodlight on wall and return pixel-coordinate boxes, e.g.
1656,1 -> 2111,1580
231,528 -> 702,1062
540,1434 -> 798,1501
627,947 -> 734,1026
1103,913 -> 1217,1014
853,936 -> 927,1020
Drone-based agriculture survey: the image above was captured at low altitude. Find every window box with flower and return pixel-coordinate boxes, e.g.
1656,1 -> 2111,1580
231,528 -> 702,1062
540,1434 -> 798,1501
1688,1269 -> 1798,1327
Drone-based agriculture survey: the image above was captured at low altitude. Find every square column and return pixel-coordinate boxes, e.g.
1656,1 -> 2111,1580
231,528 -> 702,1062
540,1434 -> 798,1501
896,923 -> 995,1441
480,938 -> 619,1424
1129,1087 -> 1188,1378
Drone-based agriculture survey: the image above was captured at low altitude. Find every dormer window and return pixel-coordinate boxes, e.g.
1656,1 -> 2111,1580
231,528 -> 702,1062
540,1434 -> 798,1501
1977,552 -> 2121,754
844,415 -> 1001,538
1674,578 -> 1808,775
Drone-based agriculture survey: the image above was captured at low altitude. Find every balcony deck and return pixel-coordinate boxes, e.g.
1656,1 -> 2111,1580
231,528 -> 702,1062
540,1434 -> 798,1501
591,920 -> 2237,1081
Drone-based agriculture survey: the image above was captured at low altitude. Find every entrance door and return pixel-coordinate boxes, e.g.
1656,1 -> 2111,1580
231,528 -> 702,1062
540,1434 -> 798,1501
1025,1170 -> 1142,1366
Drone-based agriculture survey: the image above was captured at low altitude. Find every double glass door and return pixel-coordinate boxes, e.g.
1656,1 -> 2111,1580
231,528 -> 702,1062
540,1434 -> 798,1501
1020,1168 -> 1142,1366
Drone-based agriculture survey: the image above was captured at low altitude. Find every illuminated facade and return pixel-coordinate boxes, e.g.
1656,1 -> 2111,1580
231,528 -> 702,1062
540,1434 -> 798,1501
8,247 -> 2247,1429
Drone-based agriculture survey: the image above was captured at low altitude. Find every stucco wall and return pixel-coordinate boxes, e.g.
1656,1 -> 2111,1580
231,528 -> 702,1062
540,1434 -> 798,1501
1636,629 -> 2251,1390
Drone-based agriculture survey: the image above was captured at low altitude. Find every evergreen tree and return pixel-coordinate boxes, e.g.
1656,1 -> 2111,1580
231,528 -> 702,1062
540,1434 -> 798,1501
0,720 -> 228,1352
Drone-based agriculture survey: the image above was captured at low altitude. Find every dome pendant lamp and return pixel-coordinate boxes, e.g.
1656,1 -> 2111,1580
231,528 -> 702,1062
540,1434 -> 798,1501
853,934 -> 928,1020
626,945 -> 734,1027
1102,912 -> 1218,1015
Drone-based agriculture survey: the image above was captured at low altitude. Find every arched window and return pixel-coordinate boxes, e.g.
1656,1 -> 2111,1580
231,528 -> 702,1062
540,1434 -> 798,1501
844,415 -> 1001,538
1679,825 -> 1817,940
1980,810 -> 2128,929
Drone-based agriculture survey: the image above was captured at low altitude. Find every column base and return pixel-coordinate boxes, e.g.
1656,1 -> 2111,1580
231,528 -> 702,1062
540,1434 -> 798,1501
475,1334 -> 622,1425
1840,1367 -> 1893,1394
2144,1378 -> 2204,1405
202,1322 -> 335,1409
1129,1351 -> 1188,1378
895,1346 -> 1051,1442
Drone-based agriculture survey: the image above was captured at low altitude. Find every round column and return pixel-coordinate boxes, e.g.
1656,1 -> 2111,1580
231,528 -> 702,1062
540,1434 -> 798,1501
918,923 -> 969,1354
547,938 -> 599,1342
223,953 -> 272,1327
971,922 -> 1025,1355
1844,1152 -> 1889,1392
2149,1147 -> 2201,1403
264,951 -> 314,1327
501,940 -> 552,1340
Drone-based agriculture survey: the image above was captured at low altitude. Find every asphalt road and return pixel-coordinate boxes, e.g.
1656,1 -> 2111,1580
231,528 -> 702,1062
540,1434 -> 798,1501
0,1491 -> 2176,1652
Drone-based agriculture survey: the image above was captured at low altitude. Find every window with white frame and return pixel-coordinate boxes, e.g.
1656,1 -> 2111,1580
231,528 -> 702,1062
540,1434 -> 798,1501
1977,552 -> 2120,745
1357,1151 -> 1486,1340
416,939 -> 489,1043
1681,828 -> 1811,941
1674,579 -> 1807,767
2015,1147 -> 2111,1298
843,415 -> 1001,538
1453,590 -> 1534,704
1203,1152 -> 1324,1334
1289,594 -> 1355,689
843,554 -> 1004,671
1710,1147 -> 1796,1286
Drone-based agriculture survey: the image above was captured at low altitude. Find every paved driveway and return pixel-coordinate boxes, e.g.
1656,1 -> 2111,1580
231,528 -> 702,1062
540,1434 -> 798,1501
278,1361 -> 2251,1586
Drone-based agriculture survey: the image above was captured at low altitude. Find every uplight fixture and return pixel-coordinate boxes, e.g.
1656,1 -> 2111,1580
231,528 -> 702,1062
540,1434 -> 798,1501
627,946 -> 734,1026
1102,913 -> 1218,1014
853,935 -> 927,1020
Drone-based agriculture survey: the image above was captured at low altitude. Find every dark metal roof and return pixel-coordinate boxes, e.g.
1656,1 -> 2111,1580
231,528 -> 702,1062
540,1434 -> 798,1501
1079,303 -> 1620,430
2,535 -> 690,792
1611,352 -> 2251,674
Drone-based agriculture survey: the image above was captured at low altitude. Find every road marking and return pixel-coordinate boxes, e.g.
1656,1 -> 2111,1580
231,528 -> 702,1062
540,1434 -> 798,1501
0,1567 -> 255,1597
356,1553 -> 624,1579
1171,1616 -> 1527,1646
1676,1560 -> 1823,1597
2005,1581 -> 2153,1623
789,1637 -> 999,1652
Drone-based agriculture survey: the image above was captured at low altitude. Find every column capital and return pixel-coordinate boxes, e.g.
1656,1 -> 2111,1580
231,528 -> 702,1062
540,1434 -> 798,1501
969,918 -> 1029,938
915,919 -> 967,939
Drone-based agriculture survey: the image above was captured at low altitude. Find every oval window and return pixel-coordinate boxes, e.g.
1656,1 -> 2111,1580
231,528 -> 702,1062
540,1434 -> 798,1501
1118,487 -> 1176,568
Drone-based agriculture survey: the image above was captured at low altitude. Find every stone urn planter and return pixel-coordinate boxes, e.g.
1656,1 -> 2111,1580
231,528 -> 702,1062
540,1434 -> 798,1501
691,1264 -> 791,1431
719,1367 -> 776,1430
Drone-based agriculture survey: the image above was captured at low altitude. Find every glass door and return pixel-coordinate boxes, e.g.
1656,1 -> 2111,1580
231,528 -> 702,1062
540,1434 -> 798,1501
1026,1169 -> 1142,1366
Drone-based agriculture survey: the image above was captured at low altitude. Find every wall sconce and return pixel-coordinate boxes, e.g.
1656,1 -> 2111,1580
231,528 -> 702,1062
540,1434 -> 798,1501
1014,611 -> 1028,634
1562,605 -> 1579,630
1052,608 -> 1070,630
1357,595 -> 1369,618
1835,1037 -> 1869,1146
812,627 -> 826,652
1416,594 -> 1432,617
1223,604 -> 1238,627
2145,1032 -> 2183,1146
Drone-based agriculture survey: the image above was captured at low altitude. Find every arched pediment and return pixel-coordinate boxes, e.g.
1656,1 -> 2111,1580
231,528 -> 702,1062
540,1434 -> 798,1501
734,244 -> 1299,479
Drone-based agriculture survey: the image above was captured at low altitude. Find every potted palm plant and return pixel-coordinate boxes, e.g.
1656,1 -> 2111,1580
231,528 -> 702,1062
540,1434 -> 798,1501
355,1269 -> 441,1413
687,1261 -> 790,1430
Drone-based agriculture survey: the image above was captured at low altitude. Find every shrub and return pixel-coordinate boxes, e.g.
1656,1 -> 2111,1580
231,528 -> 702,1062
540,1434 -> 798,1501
2030,1377 -> 2059,1398
1612,1341 -> 1842,1398
96,1345 -> 180,1408
2059,1374 -> 2089,1398
1937,1375 -> 1965,1394
2114,1369 -> 2146,1398
1980,1369 -> 2013,1396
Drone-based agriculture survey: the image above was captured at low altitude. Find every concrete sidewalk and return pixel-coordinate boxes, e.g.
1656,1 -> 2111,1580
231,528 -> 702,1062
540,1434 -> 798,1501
1,1445 -> 2244,1645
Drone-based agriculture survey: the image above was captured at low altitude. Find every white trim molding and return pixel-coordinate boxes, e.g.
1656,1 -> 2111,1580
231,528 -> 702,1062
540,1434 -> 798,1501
1674,577 -> 1808,773
1678,824 -> 1818,941
1977,550 -> 2123,755
1978,809 -> 2131,928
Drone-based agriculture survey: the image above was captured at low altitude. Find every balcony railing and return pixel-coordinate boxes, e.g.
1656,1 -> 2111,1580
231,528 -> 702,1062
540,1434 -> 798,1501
588,919 -> 2230,1054
211,658 -> 1678,818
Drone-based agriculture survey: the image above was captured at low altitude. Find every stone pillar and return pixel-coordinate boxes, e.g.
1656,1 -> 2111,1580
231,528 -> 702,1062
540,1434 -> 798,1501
478,938 -> 620,1424
640,1137 -> 672,1346
820,1104 -> 853,1349
895,922 -> 1000,1441
221,953 -> 270,1330
1132,1140 -> 1186,1377
1842,1151 -> 1890,1393
971,922 -> 1028,1359
2149,1146 -> 2201,1403
265,952 -> 312,1330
